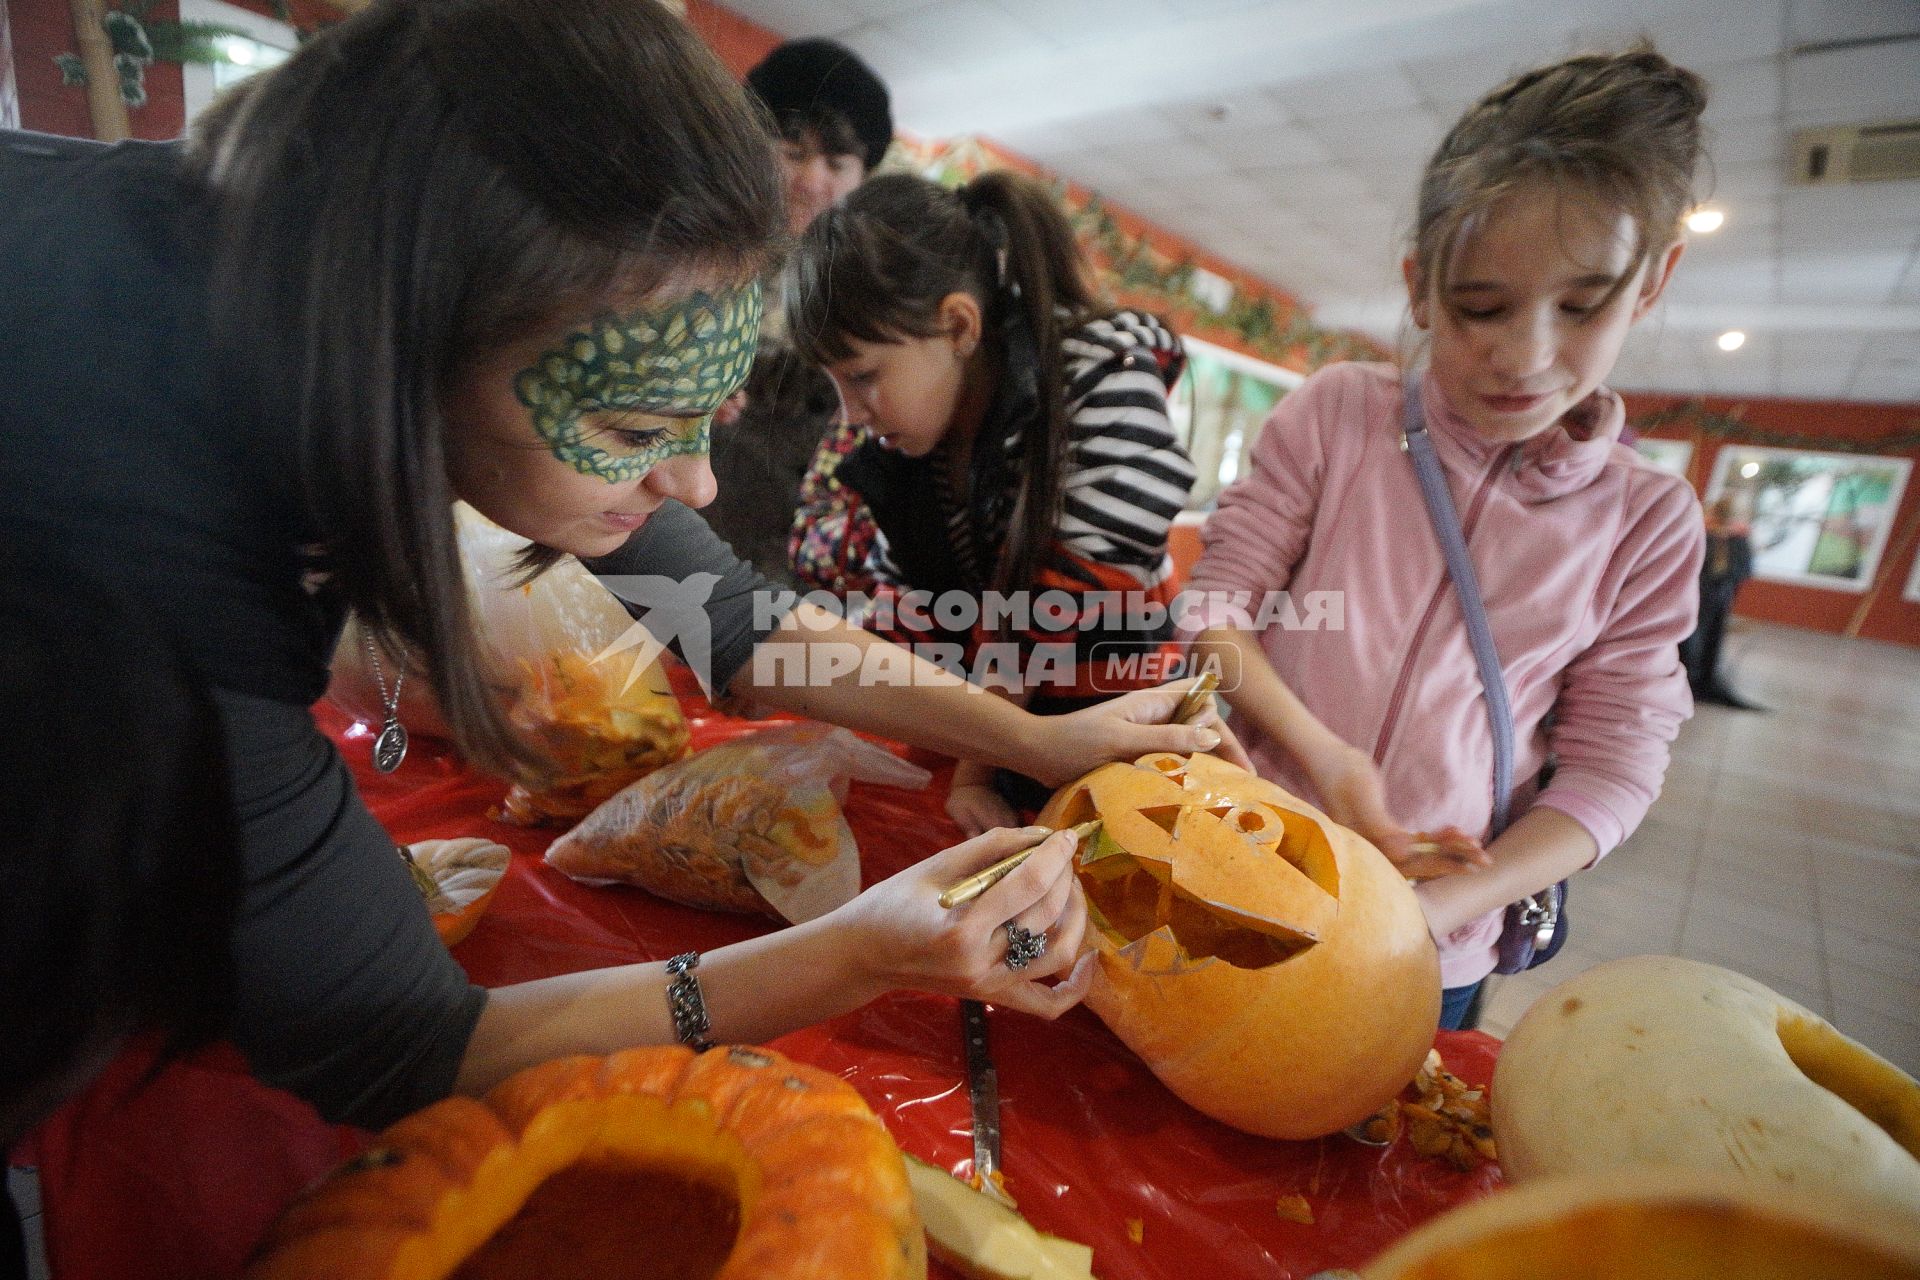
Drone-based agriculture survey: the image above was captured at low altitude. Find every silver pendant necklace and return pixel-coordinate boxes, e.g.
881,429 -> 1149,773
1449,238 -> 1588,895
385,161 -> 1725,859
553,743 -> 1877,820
362,632 -> 409,773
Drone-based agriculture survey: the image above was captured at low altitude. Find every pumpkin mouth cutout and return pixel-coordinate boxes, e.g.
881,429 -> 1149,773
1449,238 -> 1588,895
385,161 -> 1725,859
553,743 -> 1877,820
452,1157 -> 741,1280
1069,773 -> 1343,971
1776,1012 -> 1920,1161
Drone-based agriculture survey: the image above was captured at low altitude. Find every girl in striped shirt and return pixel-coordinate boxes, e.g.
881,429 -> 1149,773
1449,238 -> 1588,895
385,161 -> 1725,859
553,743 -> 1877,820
786,171 -> 1200,833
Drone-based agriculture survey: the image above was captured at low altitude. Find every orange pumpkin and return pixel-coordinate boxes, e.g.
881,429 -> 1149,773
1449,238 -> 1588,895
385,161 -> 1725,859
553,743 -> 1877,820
245,1045 -> 926,1280
1363,1170 -> 1920,1279
1036,751 -> 1439,1139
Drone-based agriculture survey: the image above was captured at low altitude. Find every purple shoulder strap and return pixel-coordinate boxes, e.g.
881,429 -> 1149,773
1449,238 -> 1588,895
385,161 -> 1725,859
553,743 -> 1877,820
1400,375 -> 1514,837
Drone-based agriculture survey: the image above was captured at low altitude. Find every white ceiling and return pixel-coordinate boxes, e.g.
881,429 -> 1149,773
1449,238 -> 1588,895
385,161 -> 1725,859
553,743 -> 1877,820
725,0 -> 1920,404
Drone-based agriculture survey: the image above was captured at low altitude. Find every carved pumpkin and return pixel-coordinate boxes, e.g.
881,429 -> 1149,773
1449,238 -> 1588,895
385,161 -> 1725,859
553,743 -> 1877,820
1036,751 -> 1439,1139
245,1045 -> 926,1280
1492,956 -> 1920,1209
1363,1170 -> 1920,1279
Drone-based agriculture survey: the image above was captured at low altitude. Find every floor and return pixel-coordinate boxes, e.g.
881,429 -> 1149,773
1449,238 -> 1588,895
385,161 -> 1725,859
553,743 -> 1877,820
6,622 -> 1914,1280
1477,620 -> 1920,1075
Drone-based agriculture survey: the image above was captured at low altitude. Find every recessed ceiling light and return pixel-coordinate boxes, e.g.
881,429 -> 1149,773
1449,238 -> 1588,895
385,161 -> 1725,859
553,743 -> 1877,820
1717,330 -> 1746,352
1686,208 -> 1725,233
1740,462 -> 1761,479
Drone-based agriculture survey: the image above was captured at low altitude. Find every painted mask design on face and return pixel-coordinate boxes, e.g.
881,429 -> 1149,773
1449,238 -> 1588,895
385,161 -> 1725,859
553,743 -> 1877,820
515,282 -> 762,482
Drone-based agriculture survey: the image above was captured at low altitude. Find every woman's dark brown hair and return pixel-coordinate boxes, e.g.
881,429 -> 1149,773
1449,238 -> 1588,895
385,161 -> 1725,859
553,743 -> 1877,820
188,0 -> 786,782
786,169 -> 1102,600
1411,44 -> 1707,322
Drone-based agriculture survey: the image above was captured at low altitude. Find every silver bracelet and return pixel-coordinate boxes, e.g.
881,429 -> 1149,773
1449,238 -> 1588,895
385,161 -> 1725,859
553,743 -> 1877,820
664,951 -> 714,1052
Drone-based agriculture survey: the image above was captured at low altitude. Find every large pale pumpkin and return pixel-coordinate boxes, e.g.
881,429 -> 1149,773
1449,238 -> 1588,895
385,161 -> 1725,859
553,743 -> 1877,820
1036,751 -> 1439,1139
1363,1169 -> 1920,1279
246,1045 -> 926,1280
1492,955 -> 1920,1210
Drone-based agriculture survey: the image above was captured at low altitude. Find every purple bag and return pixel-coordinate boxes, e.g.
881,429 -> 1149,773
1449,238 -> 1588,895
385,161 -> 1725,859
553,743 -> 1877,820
1401,378 -> 1567,975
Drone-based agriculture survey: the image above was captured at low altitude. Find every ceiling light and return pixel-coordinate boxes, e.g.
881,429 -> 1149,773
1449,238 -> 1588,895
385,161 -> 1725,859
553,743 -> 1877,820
1685,208 -> 1725,233
224,36 -> 257,66
1740,462 -> 1761,478
1717,330 -> 1746,352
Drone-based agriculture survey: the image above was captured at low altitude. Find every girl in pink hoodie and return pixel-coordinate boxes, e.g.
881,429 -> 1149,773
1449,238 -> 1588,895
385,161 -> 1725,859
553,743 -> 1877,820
1188,48 -> 1708,1027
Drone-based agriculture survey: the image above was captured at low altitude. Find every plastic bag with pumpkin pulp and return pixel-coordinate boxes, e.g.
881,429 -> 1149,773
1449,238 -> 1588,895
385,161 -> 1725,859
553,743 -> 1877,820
545,722 -> 930,923
329,504 -> 693,825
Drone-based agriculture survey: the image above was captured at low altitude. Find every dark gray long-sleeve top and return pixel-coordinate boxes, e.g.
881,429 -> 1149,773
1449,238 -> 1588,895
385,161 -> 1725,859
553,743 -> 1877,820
0,131 -> 787,1127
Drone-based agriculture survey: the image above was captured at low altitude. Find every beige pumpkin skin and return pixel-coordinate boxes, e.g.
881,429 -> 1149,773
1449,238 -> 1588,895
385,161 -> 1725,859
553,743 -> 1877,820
1363,1169 -> 1920,1280
1038,752 -> 1439,1140
1492,955 -> 1920,1211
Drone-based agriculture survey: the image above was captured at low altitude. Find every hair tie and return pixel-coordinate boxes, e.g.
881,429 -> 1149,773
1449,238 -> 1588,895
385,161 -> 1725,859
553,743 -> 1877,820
964,202 -> 1017,297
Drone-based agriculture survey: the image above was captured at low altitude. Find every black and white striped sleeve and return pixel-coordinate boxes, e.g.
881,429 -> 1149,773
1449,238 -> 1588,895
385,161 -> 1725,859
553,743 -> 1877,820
1057,361 -> 1197,583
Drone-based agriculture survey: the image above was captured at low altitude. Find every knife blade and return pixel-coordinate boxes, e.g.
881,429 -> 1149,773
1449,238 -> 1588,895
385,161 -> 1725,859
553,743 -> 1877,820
961,998 -> 1014,1206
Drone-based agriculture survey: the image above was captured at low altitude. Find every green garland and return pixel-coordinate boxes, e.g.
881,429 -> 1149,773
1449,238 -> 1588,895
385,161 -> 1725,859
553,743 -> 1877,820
903,135 -> 1379,372
1069,195 -> 1378,371
1635,401 -> 1920,457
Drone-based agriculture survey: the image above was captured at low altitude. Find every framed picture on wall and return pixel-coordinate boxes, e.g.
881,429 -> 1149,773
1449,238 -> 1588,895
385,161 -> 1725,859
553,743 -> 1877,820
1904,541 -> 1920,604
1706,445 -> 1912,592
1168,336 -> 1305,511
1633,438 -> 1693,476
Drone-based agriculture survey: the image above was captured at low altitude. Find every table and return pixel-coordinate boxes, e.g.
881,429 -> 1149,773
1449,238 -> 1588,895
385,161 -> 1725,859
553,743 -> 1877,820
21,681 -> 1502,1280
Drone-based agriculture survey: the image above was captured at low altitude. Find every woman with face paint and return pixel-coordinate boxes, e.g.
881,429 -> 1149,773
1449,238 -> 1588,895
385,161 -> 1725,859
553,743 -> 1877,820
0,0 -> 1230,1129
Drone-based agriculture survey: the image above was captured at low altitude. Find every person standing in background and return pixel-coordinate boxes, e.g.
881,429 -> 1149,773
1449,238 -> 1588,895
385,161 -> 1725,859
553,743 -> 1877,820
704,39 -> 894,583
1683,493 -> 1764,709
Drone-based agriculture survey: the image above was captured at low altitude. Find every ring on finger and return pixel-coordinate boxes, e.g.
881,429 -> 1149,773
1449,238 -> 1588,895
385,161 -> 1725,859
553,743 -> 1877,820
1003,921 -> 1047,971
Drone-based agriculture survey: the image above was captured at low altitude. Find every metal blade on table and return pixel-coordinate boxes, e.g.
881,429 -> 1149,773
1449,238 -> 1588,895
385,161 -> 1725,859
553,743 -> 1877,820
960,997 -> 1015,1207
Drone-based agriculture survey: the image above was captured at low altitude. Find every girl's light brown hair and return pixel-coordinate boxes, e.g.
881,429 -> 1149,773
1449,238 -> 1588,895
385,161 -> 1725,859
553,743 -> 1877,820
786,170 -> 1104,603
1411,45 -> 1708,321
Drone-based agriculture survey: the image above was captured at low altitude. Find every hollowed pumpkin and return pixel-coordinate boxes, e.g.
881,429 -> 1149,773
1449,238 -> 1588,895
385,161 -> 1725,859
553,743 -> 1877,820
1362,1170 -> 1920,1279
1036,751 -> 1439,1139
245,1045 -> 926,1280
1492,956 -> 1920,1209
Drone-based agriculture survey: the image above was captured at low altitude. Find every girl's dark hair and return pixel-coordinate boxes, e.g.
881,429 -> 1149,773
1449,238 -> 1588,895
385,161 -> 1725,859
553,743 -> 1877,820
1412,44 -> 1707,321
187,0 -> 786,782
786,170 -> 1101,597
0,546 -> 241,1145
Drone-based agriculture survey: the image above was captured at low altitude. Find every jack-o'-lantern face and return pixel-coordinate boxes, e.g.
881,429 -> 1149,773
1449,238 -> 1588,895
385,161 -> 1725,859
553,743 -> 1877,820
1039,753 -> 1440,1140
1053,752 -> 1340,969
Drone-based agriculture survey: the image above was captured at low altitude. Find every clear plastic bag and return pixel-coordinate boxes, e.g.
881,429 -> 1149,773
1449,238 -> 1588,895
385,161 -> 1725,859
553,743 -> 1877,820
328,505 -> 689,823
545,722 -> 930,923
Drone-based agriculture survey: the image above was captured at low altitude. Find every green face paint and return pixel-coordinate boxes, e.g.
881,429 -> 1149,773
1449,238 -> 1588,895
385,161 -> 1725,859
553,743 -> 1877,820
514,282 -> 762,482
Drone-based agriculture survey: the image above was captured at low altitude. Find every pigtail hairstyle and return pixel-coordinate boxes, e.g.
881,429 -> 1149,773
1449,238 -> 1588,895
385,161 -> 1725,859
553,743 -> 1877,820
786,169 -> 1102,599
1411,44 -> 1706,327
187,0 -> 785,783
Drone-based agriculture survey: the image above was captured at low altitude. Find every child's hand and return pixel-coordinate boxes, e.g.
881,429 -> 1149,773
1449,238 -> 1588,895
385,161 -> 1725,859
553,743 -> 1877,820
1305,741 -> 1489,878
833,827 -> 1095,1020
1025,681 -> 1250,784
947,781 -> 1020,838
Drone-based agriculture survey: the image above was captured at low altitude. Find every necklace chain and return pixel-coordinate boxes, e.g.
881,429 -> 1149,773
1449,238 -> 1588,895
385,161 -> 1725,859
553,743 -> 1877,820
361,630 -> 410,773
362,631 -> 406,713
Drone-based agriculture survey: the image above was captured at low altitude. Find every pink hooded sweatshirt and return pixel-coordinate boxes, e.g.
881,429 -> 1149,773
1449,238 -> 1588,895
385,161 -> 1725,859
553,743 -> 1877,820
1188,362 -> 1703,987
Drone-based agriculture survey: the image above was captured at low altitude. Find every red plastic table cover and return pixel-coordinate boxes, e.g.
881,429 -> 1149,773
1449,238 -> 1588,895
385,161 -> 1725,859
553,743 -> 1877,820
19,680 -> 1503,1280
